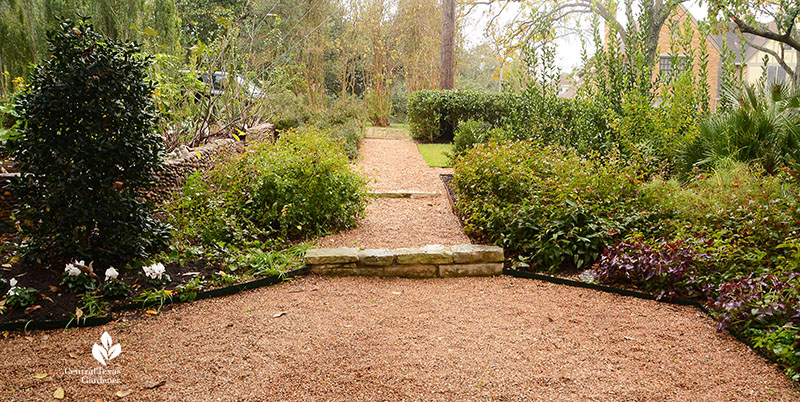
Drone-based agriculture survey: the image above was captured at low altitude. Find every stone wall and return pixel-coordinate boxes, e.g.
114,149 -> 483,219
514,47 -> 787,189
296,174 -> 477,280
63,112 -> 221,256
0,138 -> 247,223
147,138 -> 244,203
304,244 -> 505,278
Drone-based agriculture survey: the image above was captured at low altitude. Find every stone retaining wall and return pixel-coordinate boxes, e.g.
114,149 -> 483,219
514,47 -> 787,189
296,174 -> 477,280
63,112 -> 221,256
146,138 -> 244,204
0,138 -> 249,223
304,244 -> 504,278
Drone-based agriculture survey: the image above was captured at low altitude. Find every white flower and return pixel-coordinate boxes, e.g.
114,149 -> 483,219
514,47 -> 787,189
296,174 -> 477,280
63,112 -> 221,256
105,267 -> 119,281
64,263 -> 82,277
75,260 -> 85,266
142,263 -> 165,280
6,278 -> 18,296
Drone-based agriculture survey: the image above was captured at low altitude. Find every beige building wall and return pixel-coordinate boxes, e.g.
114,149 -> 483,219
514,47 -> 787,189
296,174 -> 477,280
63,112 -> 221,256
743,41 -> 799,85
653,5 -> 723,111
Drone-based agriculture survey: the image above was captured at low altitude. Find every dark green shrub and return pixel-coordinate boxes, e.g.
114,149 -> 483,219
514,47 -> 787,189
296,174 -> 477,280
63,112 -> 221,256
407,90 -> 512,142
11,19 -> 168,267
681,84 -> 800,175
169,128 -> 368,246
453,141 -> 652,271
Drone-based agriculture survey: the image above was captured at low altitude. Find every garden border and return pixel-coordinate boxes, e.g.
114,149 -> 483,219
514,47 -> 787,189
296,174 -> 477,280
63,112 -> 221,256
502,268 -> 788,375
0,267 -> 309,332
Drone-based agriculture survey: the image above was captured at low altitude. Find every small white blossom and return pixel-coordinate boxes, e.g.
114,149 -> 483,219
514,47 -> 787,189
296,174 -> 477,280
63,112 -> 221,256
75,260 -> 85,266
6,278 -> 18,296
142,263 -> 166,280
105,267 -> 119,281
64,263 -> 82,277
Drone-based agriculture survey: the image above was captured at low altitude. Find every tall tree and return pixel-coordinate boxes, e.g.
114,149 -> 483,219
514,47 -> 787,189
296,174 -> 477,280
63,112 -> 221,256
440,0 -> 456,88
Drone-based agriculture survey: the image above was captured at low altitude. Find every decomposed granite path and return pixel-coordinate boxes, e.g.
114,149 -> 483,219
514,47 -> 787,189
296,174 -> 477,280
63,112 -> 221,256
317,137 -> 470,248
1,276 -> 797,401
2,131 -> 798,401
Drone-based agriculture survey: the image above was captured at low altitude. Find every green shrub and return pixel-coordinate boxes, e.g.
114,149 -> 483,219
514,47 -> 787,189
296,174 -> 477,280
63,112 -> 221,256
11,19 -> 169,267
169,128 -> 368,246
643,160 -> 799,281
324,121 -> 363,160
407,90 -> 511,142
681,84 -> 800,175
453,141 -> 651,271
268,91 -> 313,131
452,119 -> 491,159
505,89 -> 611,155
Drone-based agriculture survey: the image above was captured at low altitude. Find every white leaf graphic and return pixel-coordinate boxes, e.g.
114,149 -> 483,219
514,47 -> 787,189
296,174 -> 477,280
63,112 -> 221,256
107,344 -> 121,361
92,344 -> 107,366
101,332 -> 112,349
92,332 -> 122,366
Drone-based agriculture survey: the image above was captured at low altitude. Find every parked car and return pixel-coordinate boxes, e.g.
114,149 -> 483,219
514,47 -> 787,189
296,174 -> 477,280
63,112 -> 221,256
180,70 -> 266,99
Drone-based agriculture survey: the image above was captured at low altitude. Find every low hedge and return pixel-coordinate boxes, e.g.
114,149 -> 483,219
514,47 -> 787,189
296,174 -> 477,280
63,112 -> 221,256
453,140 -> 653,271
407,90 -> 513,142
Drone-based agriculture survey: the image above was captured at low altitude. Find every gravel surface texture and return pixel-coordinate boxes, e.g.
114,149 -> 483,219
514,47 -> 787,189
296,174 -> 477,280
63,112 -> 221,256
318,138 -> 469,248
1,275 -> 797,401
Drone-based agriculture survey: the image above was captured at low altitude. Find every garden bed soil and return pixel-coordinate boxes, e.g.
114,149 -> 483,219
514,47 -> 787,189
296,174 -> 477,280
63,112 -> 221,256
1,256 -> 221,324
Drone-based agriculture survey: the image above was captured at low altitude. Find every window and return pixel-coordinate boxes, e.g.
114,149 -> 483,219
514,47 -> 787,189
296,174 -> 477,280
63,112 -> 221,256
767,65 -> 788,85
659,55 -> 689,80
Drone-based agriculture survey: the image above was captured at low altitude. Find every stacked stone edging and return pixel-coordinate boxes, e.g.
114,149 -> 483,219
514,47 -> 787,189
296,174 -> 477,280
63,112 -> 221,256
0,137 -> 254,222
305,244 -> 504,278
147,138 -> 244,203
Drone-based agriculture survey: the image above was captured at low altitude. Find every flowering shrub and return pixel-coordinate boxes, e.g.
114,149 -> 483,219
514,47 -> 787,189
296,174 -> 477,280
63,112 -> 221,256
60,261 -> 99,293
142,263 -> 171,287
5,279 -> 38,308
101,267 -> 130,299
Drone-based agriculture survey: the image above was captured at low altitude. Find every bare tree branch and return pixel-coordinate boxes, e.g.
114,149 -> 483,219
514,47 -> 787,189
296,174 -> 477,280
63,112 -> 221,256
742,36 -> 795,82
730,14 -> 800,53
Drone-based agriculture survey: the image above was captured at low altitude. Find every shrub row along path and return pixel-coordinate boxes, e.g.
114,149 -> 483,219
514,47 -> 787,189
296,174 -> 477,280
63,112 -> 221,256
2,129 -> 797,400
1,275 -> 797,400
317,130 -> 469,248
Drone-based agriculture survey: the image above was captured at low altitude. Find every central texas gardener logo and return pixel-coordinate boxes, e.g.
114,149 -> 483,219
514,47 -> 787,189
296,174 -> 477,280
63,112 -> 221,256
92,332 -> 121,366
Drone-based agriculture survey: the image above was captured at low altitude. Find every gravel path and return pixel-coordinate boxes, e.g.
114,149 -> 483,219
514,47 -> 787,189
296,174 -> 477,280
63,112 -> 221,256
1,275 -> 797,401
318,137 -> 469,248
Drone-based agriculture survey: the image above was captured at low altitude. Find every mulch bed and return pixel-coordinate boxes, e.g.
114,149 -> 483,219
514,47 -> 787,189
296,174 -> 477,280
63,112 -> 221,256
0,242 -> 221,324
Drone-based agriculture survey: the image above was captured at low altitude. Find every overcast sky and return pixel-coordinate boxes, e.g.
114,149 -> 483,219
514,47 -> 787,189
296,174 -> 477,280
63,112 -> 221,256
462,1 -> 707,72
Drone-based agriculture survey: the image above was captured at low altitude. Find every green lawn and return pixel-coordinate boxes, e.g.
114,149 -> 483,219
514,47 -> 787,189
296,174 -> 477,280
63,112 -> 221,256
390,122 -> 410,130
417,143 -> 453,168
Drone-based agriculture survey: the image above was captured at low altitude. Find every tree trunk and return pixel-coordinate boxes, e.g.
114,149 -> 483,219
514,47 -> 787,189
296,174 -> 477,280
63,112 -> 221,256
440,0 -> 455,89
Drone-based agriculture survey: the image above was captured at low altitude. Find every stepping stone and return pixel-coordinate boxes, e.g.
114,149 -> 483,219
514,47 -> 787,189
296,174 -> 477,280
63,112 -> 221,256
370,190 -> 439,199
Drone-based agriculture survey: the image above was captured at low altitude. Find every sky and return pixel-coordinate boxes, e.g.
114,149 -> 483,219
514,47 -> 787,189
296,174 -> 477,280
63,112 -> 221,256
462,1 -> 708,72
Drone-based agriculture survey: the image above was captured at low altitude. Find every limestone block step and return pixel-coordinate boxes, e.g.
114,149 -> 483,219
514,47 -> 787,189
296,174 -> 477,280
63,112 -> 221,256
304,244 -> 504,278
